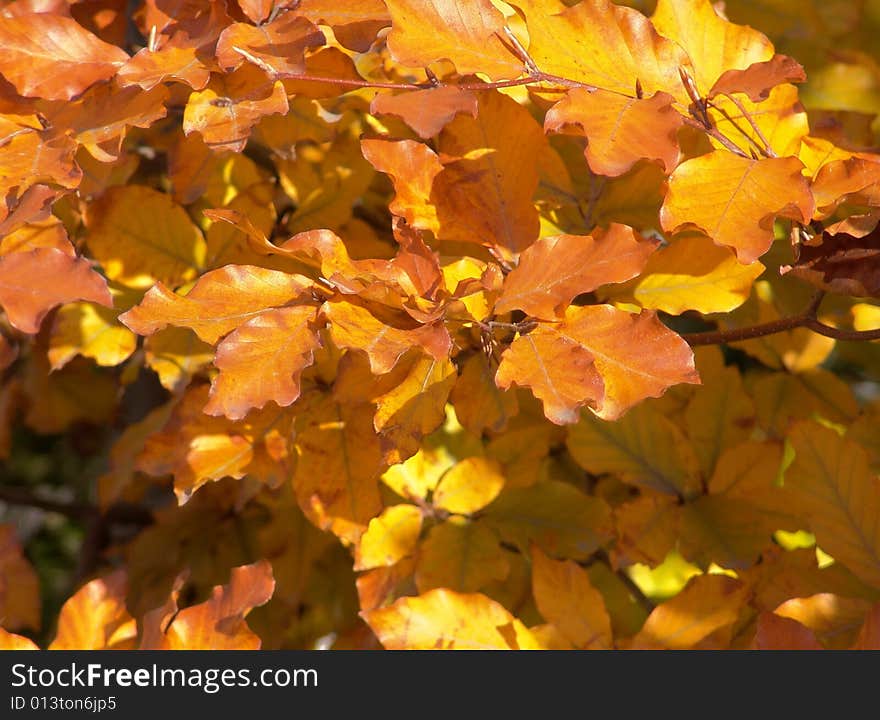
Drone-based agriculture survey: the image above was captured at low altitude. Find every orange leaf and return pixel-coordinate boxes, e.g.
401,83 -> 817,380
120,265 -> 314,344
49,570 -> 136,649
205,306 -> 322,420
435,91 -> 544,255
216,15 -> 324,74
0,13 -> 128,100
496,305 -> 698,424
361,137 -> 443,233
531,546 -> 613,649
141,561 -> 274,649
324,298 -> 450,375
0,248 -> 111,333
0,628 -> 38,650
660,151 -> 814,264
651,0 -> 774,94
633,574 -> 749,649
709,55 -> 806,102
183,65 -> 289,153
384,0 -> 522,80
362,588 -> 542,649
852,603 -> 880,650
297,0 -> 390,52
118,45 -> 212,90
545,89 -> 683,176
495,224 -> 658,320
0,124 -> 81,201
752,612 -> 822,650
0,525 -> 40,632
517,0 -> 691,102
238,0 -> 277,24
371,86 -> 478,139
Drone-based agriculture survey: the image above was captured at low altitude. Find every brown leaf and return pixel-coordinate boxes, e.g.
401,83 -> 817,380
781,227 -> 880,297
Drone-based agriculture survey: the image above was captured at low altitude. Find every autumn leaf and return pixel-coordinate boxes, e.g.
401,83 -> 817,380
384,0 -> 523,80
632,574 -> 749,649
141,561 -> 275,650
48,302 -> 137,370
85,185 -> 206,289
782,227 -> 880,298
0,13 -> 129,100
496,305 -> 698,424
602,234 -> 764,315
752,612 -> 823,650
531,546 -> 613,649
545,89 -> 683,177
183,65 -> 289,153
661,152 -> 814,263
205,305 -> 322,420
297,0 -> 390,52
362,588 -> 542,649
495,225 -> 658,320
415,518 -> 510,593
515,0 -> 691,102
709,55 -> 806,102
0,628 -> 38,650
49,570 -> 136,650
120,265 -> 314,344
215,15 -> 325,75
371,86 -> 478,139
354,504 -> 423,571
0,525 -> 40,632
784,421 -> 880,588
0,249 -> 112,334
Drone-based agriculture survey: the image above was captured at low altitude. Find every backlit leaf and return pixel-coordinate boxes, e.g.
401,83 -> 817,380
545,89 -> 682,177
384,0 -> 522,80
215,15 -> 324,75
363,588 -> 542,649
0,13 -> 128,100
0,248 -> 112,334
49,570 -> 136,650
120,265 -> 313,344
433,457 -> 505,515
86,185 -> 206,289
355,504 -> 423,571
371,86 -> 478,140
205,306 -> 322,420
661,152 -> 814,264
496,305 -> 698,424
495,224 -> 657,320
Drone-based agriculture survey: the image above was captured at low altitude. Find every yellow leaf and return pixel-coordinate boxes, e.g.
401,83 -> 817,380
518,0 -> 691,102
49,570 -> 136,650
531,546 -> 613,649
633,574 -> 749,649
784,421 -> 880,588
415,517 -> 510,593
567,404 -> 702,498
85,185 -> 206,289
362,588 -> 542,649
355,504 -> 423,571
384,0 -> 522,80
48,302 -> 137,370
433,457 -> 506,515
603,234 -> 764,315
660,152 -> 814,264
144,327 -> 214,393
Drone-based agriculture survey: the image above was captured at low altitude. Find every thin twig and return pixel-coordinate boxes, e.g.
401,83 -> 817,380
724,94 -> 777,158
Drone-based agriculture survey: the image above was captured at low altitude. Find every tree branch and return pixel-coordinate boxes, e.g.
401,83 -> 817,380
682,291 -> 880,346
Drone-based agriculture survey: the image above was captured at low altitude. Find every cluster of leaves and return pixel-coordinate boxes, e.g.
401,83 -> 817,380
1,0 -> 880,650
